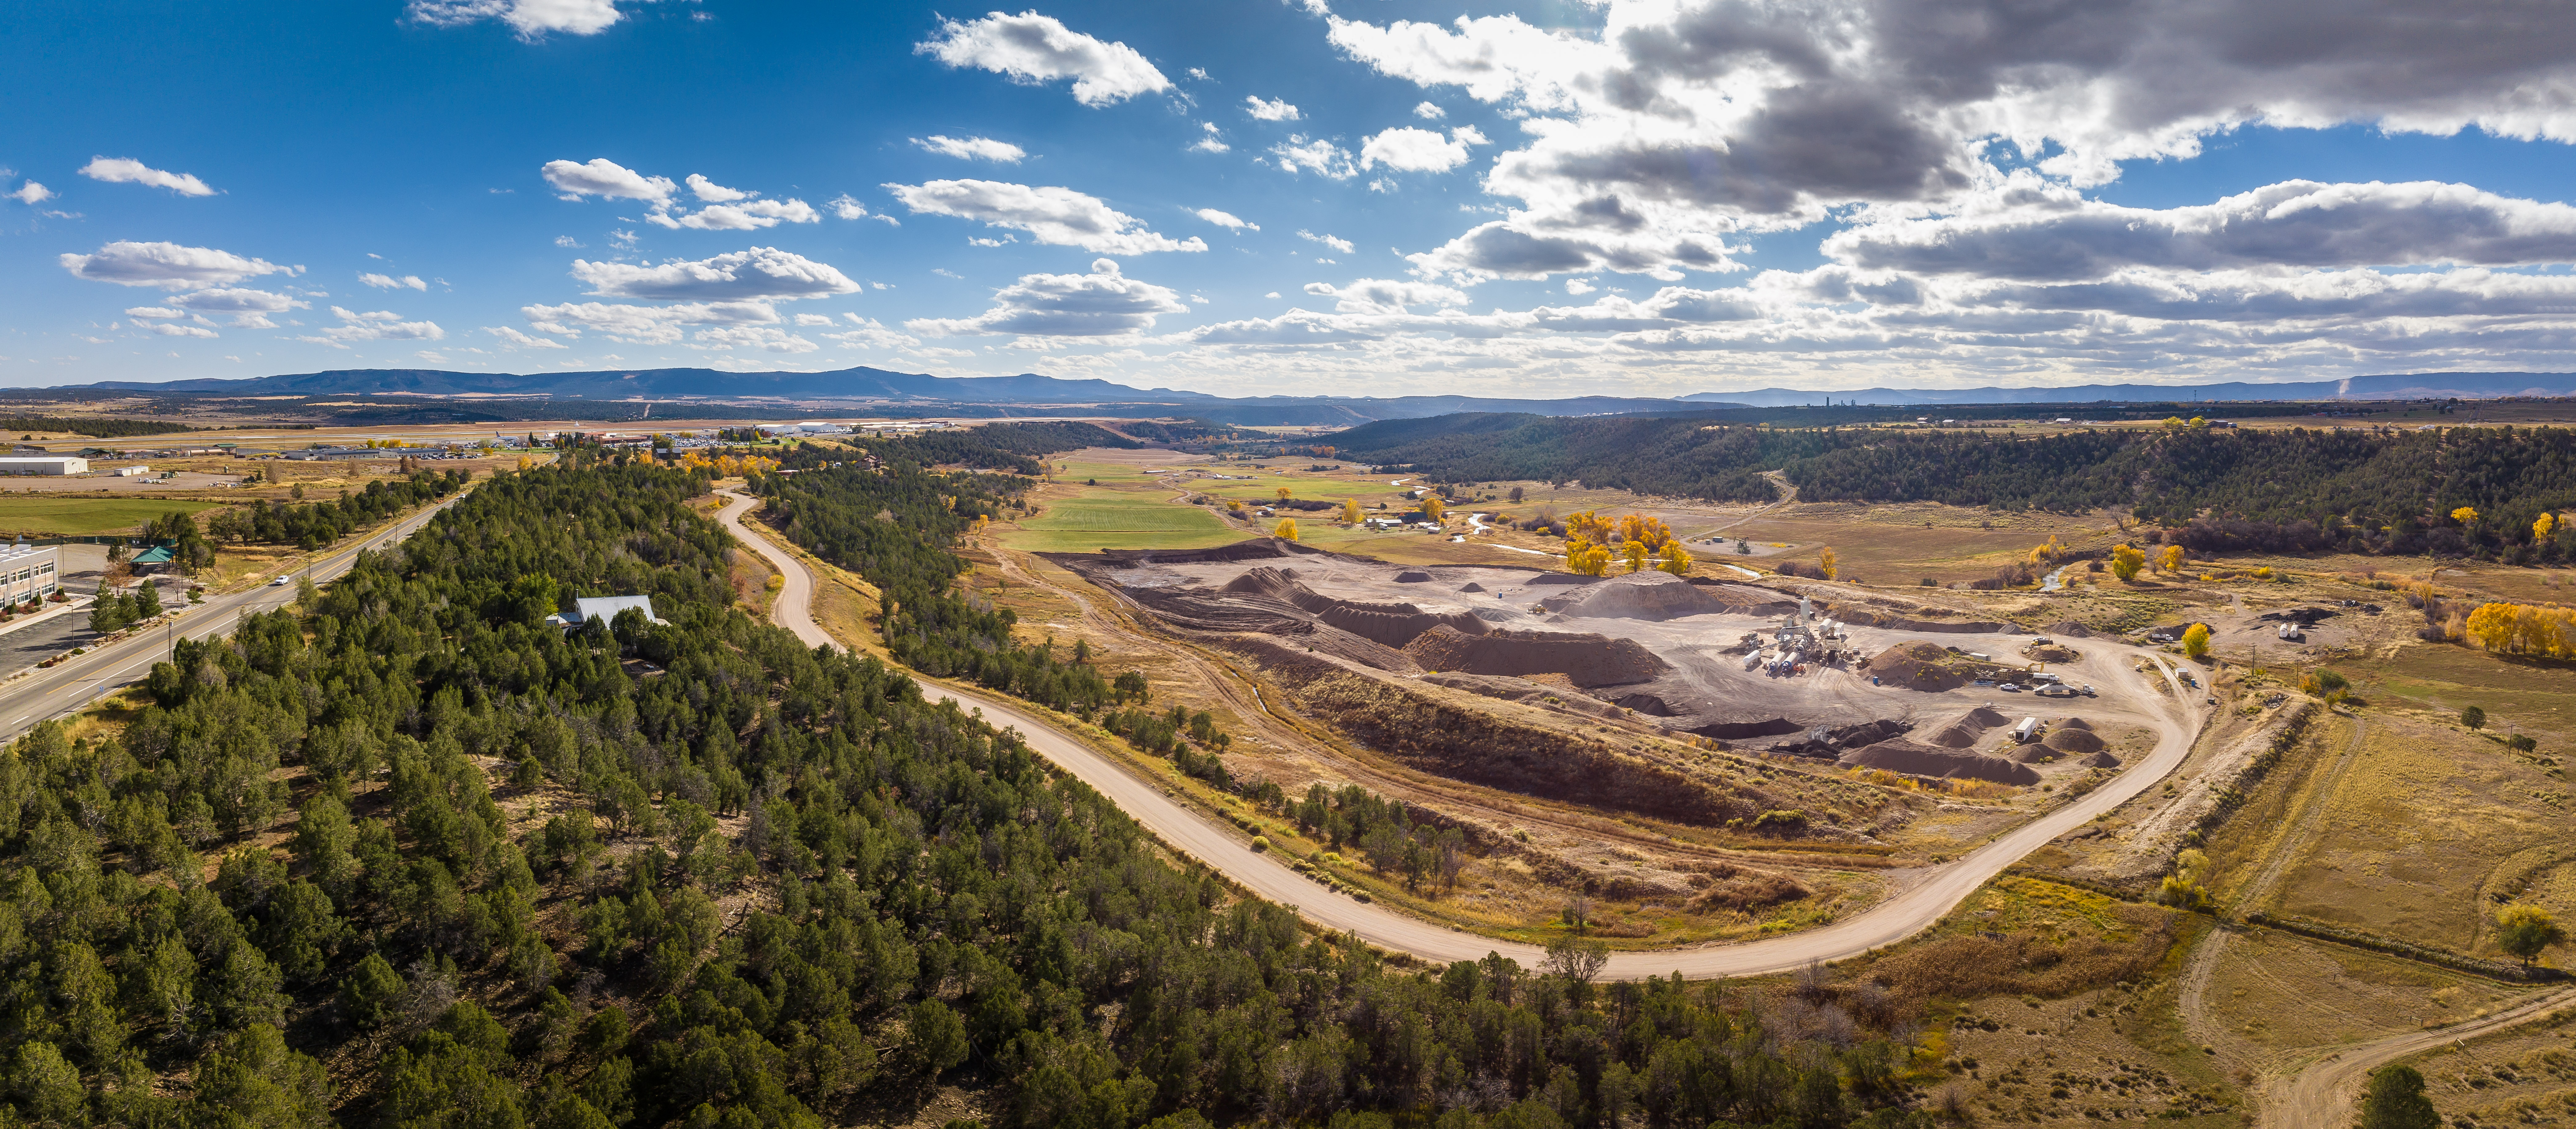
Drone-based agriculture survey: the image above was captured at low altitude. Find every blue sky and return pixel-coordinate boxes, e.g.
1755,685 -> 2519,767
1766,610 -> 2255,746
11,0 -> 2576,398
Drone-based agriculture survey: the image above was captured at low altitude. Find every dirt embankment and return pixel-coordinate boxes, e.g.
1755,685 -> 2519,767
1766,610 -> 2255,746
1837,739 -> 2040,785
1224,637 -> 1770,827
1403,625 -> 1670,688
2081,701 -> 2318,888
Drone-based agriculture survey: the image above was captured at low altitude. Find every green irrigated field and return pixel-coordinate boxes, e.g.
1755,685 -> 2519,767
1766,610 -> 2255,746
0,496 -> 221,535
1001,492 -> 1248,552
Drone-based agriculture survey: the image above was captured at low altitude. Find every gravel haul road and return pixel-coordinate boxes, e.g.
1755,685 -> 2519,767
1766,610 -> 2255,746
715,490 -> 2207,978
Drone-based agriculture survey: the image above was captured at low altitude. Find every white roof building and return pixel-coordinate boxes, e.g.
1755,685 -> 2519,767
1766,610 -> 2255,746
545,595 -> 665,630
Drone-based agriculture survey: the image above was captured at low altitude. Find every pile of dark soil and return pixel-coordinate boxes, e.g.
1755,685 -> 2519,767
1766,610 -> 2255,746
1403,626 -> 1671,687
1923,704 -> 2009,748
2042,727 -> 2107,756
1837,740 -> 2040,785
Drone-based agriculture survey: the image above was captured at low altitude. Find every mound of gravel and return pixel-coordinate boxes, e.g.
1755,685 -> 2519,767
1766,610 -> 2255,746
1402,625 -> 1671,687
1548,571 -> 1742,620
1924,704 -> 2010,748
1395,570 -> 1433,583
2045,620 -> 2096,639
1866,643 -> 1969,691
2082,751 -> 2122,768
2042,727 -> 2107,755
1459,582 -> 1487,593
2060,716 -> 2094,731
1838,740 -> 2040,785
1319,602 -> 1489,648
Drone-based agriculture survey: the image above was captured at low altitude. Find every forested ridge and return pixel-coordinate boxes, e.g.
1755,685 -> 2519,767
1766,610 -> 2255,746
1334,414 -> 2576,560
0,417 -> 206,439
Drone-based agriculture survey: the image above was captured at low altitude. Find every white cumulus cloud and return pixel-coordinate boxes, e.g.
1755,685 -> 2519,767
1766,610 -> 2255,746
137,321 -> 219,339
1270,136 -> 1356,179
1413,101 -> 1444,120
823,317 -> 921,350
60,241 -> 286,288
542,158 -> 675,203
362,273 -> 429,290
913,135 -> 1028,163
1195,208 -> 1257,231
7,181 -> 52,205
1245,96 -> 1301,121
1298,230 -> 1355,254
485,325 -> 569,348
685,173 -> 748,202
570,247 -> 860,301
1359,126 -> 1486,173
910,258 -> 1188,337
887,179 -> 1207,253
79,157 -> 215,196
408,0 -> 626,37
522,299 -> 782,344
915,11 -> 1171,107
125,307 -> 183,319
324,307 -> 446,342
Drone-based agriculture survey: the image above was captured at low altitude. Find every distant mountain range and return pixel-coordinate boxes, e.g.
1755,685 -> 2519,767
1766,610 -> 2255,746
62,365 -> 2576,423
1679,371 -> 2576,406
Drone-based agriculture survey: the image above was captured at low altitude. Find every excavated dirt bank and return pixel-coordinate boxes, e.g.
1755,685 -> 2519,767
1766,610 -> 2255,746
1224,637 -> 1767,826
1838,739 -> 2042,785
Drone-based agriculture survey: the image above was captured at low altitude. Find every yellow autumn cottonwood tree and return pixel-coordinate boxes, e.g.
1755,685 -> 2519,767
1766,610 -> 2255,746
2160,545 -> 2186,574
2181,622 -> 2212,658
2110,543 -> 2146,581
1341,498 -> 1361,524
2537,512 -> 2558,541
1276,486 -> 1292,502
1274,518 -> 1299,541
1622,539 -> 1650,573
2453,505 -> 2479,526
1421,495 -> 1446,521
1616,513 -> 1674,549
1656,541 -> 1692,575
1818,546 -> 1838,579
2465,601 -> 2576,657
1565,538 -> 1612,576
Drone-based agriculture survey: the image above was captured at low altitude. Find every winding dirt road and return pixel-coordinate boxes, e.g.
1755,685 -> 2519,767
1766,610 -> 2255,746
714,488 -> 2208,978
2260,987 -> 2576,1129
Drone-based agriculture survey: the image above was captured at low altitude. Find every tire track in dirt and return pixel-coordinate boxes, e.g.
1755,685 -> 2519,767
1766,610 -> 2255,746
2178,716 -> 2368,1074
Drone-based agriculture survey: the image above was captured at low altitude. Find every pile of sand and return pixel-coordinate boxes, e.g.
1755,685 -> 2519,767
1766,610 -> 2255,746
2042,727 -> 2107,755
1838,740 -> 2040,785
1402,626 -> 1671,687
1459,582 -> 1487,593
1395,570 -> 1434,583
1547,571 -> 1742,620
1865,643 -> 1970,692
1923,704 -> 2009,748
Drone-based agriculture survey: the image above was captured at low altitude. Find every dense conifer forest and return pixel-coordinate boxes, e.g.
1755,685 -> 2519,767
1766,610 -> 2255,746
1332,414 -> 2576,561
0,433 -> 2007,1127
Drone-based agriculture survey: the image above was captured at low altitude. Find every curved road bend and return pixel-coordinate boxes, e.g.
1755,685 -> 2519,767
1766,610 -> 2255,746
0,491 -> 472,747
715,489 -> 2207,977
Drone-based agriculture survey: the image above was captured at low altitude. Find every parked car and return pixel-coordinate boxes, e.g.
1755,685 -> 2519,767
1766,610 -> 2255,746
1998,683 -> 2023,692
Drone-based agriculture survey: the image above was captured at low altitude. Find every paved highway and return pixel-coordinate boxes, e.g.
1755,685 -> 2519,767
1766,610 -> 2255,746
0,491 -> 469,745
715,487 -> 2208,978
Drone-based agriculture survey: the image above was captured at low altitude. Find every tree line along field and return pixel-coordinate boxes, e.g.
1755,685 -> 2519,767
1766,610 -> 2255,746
1332,413 -> 2576,563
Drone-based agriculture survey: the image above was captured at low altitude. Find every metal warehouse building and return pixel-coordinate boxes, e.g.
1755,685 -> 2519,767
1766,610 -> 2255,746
0,457 -> 88,476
